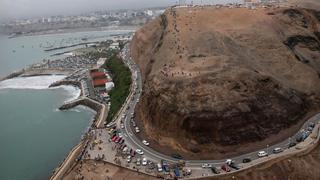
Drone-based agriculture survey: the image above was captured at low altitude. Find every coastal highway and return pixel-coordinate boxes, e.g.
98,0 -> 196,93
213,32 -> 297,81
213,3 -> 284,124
112,43 -> 320,169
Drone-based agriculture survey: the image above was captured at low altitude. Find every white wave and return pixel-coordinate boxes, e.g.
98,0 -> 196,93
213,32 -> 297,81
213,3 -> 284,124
56,85 -> 81,102
0,75 -> 66,90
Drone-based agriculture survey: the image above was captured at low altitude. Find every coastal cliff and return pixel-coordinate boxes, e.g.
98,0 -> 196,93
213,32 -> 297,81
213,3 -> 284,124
131,6 -> 320,158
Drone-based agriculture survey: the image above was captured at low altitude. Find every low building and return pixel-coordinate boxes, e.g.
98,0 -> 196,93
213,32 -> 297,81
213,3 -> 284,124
110,42 -> 120,50
97,58 -> 107,68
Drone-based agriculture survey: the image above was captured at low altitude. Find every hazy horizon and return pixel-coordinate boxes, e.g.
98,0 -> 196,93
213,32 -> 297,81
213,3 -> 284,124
0,0 -> 242,21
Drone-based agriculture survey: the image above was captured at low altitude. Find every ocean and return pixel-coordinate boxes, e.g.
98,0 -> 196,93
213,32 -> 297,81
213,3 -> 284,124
0,29 -> 135,180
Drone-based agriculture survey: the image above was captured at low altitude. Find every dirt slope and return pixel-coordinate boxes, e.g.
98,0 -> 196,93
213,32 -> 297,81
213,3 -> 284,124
131,6 -> 320,159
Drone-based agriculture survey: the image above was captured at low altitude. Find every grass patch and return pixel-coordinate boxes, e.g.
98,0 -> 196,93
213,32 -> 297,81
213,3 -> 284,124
103,53 -> 131,123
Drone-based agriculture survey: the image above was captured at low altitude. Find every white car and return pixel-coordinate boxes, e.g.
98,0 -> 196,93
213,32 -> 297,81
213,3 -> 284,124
136,158 -> 141,166
157,163 -> 163,172
225,159 -> 233,165
142,140 -> 149,146
120,123 -> 124,129
118,133 -> 123,138
136,149 -> 144,155
142,158 -> 147,166
127,155 -> 131,163
201,163 -> 212,168
135,127 -> 140,133
258,151 -> 268,157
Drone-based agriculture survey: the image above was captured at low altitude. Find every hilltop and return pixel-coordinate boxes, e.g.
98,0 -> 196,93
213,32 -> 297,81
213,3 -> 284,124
130,5 -> 320,159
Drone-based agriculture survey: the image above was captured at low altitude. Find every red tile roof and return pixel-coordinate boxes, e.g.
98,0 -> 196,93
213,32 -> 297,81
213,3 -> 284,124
93,79 -> 108,87
91,72 -> 106,78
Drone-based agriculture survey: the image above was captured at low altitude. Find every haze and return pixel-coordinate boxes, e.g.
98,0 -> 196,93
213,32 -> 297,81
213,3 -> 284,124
0,0 -> 241,20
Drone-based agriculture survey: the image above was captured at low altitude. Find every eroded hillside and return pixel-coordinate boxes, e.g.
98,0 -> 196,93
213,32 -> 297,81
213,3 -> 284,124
131,6 -> 320,159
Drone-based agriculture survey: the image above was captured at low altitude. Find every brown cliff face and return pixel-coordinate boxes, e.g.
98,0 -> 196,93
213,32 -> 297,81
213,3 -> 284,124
131,6 -> 320,158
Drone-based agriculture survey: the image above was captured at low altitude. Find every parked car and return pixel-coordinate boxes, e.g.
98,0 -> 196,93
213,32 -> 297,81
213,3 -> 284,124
202,163 -> 212,168
257,151 -> 268,157
120,123 -> 124,129
135,149 -> 144,155
273,147 -> 283,154
127,155 -> 131,163
122,147 -> 128,153
210,167 -> 220,174
135,127 -> 140,133
142,158 -> 147,166
142,140 -> 149,146
157,163 -> 163,172
136,158 -> 141,166
115,137 -> 122,143
242,158 -> 251,163
221,164 -> 231,172
119,139 -> 125,144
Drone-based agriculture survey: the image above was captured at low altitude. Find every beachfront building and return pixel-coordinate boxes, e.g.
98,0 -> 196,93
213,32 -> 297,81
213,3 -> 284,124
90,68 -> 113,93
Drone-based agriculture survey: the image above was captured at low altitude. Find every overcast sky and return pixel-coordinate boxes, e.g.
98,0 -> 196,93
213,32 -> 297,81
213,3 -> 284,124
0,0 -> 241,21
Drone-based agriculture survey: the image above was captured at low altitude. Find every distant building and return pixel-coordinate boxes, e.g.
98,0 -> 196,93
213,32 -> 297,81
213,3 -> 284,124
110,42 -> 120,50
145,10 -> 153,16
179,0 -> 186,6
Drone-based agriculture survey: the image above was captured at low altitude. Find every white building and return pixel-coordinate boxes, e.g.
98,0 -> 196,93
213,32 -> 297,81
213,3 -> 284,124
110,42 -> 120,50
97,58 -> 107,68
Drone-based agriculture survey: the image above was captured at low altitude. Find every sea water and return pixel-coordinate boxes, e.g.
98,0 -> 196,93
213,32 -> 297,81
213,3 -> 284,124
0,29 -> 134,180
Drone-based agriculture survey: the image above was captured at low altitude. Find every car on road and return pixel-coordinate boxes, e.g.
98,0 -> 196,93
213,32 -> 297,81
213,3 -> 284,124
135,149 -> 144,155
229,162 -> 240,170
242,158 -> 251,163
132,121 -> 136,127
120,123 -> 124,129
142,140 -> 149,146
135,127 -> 140,133
171,154 -> 183,159
221,164 -> 231,172
289,142 -> 297,148
157,163 -> 163,172
202,163 -> 212,168
210,167 -> 220,174
309,122 -> 315,128
258,151 -> 268,157
273,147 -> 283,154
225,159 -> 233,165
142,158 -> 147,166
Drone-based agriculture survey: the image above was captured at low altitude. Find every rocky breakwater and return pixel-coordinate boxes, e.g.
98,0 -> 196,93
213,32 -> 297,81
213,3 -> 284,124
130,6 -> 320,158
59,98 -> 103,128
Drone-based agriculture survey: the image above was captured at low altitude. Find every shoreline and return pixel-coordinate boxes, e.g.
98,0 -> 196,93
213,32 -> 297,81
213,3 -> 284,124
0,67 -> 109,180
6,26 -> 139,39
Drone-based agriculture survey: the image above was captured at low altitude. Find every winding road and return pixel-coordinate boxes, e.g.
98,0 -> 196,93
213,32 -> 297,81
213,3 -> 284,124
111,43 -> 320,169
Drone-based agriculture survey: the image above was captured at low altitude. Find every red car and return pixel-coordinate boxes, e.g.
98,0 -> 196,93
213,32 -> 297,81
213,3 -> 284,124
115,137 -> 122,143
221,164 -> 231,172
111,136 -> 118,142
